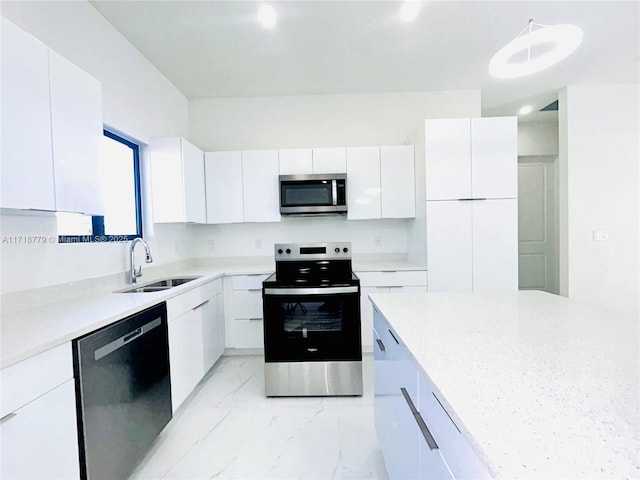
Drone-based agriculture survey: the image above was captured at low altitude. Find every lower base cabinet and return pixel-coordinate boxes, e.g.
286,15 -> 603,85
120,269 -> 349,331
373,307 -> 487,479
0,380 -> 80,479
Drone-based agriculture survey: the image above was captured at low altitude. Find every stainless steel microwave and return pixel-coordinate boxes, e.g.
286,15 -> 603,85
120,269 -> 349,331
279,174 -> 347,216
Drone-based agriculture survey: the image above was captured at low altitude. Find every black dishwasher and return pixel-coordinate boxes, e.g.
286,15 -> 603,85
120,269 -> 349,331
73,302 -> 172,480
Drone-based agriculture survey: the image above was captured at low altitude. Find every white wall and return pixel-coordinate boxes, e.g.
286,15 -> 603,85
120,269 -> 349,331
518,114 -> 559,156
190,90 -> 481,258
0,2 -> 191,294
559,84 -> 639,316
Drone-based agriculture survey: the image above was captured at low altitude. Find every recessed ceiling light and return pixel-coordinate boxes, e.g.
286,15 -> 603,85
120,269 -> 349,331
490,20 -> 583,79
257,4 -> 277,29
518,105 -> 533,115
399,1 -> 421,23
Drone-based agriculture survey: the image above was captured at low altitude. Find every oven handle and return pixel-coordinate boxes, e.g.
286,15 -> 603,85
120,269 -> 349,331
264,286 -> 359,295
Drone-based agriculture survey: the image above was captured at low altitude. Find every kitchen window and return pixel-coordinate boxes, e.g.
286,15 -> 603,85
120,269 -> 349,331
57,130 -> 143,243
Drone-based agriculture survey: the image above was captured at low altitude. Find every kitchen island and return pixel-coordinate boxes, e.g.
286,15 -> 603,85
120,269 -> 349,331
369,290 -> 639,479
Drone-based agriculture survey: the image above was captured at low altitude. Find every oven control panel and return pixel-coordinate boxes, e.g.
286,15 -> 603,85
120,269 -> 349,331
274,242 -> 351,261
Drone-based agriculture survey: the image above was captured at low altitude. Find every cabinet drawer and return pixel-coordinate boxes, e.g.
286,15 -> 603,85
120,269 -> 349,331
357,270 -> 427,287
228,318 -> 264,349
167,281 -> 218,320
232,289 -> 263,320
418,375 -> 490,478
1,343 -> 73,418
232,274 -> 268,290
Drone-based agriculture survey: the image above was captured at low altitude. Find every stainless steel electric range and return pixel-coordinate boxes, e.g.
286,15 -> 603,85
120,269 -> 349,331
262,242 -> 363,396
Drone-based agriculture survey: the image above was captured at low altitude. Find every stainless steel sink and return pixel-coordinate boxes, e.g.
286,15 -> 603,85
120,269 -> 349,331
116,276 -> 202,293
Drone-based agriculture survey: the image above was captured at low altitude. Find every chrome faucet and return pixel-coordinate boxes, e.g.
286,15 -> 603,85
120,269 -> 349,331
130,238 -> 153,284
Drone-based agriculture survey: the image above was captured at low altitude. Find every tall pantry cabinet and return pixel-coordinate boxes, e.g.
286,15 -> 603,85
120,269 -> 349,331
425,117 -> 518,292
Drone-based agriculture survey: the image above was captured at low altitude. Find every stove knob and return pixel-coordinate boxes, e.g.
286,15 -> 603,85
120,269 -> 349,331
335,247 -> 340,253
343,247 -> 349,253
277,249 -> 283,254
286,248 -> 291,254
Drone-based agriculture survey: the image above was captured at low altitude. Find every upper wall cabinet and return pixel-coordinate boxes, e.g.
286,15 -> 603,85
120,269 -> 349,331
151,138 -> 206,223
425,117 -> 517,200
204,150 -> 281,224
205,151 -> 244,224
1,18 -> 104,215
279,149 -> 312,175
49,51 -> 104,215
347,145 -> 415,220
242,150 -> 281,223
1,18 -> 55,211
381,145 -> 415,218
312,147 -> 347,174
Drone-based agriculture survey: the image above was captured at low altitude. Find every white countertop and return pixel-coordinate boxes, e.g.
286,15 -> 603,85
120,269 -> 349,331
368,290 -> 640,479
0,257 -> 422,369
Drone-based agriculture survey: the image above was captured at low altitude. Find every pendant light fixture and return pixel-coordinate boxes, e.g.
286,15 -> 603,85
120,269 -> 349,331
489,19 -> 583,79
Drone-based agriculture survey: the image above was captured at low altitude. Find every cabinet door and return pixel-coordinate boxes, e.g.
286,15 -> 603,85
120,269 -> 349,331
182,139 -> 207,223
168,310 -> 204,412
0,18 -> 55,211
472,199 -> 518,291
471,117 -> 517,199
242,150 -> 281,223
381,145 -> 415,218
279,148 -> 312,175
49,50 -> 103,215
151,138 -> 185,223
205,151 -> 244,224
312,147 -> 347,173
200,294 -> 220,374
346,147 -> 381,220
425,119 -> 471,201
0,380 -> 80,479
426,201 -> 473,292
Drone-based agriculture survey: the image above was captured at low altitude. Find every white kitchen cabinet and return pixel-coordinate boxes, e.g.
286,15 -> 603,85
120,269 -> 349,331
225,274 -> 268,350
151,138 -> 206,223
425,118 -> 471,201
242,150 -> 281,223
312,147 -> 347,173
49,50 -> 104,215
1,18 -> 103,215
279,148 -> 312,175
470,117 -> 518,199
205,151 -> 244,224
380,145 -> 415,218
168,307 -> 204,412
374,308 -> 465,480
357,270 -> 428,348
0,18 -> 55,211
347,147 -> 381,220
0,343 -> 79,479
201,279 -> 224,373
425,117 -> 517,201
426,199 -> 518,292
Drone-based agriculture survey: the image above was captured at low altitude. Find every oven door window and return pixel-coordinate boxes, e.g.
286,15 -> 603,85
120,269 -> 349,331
263,292 -> 361,362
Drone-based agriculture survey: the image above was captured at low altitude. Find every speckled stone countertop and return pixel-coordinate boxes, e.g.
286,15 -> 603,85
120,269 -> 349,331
368,290 -> 640,479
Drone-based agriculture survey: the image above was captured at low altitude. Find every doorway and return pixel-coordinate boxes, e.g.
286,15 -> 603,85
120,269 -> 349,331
517,156 -> 559,294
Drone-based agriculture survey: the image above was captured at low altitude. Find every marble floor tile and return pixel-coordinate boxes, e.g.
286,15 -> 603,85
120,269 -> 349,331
129,354 -> 388,480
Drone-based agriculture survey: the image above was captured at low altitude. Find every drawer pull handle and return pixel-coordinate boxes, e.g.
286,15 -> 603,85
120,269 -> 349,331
376,338 -> 386,352
193,300 -> 210,310
388,329 -> 399,344
0,412 -> 18,425
247,288 -> 262,292
382,270 -> 397,273
458,198 -> 487,201
249,317 -> 262,321
401,388 -> 438,451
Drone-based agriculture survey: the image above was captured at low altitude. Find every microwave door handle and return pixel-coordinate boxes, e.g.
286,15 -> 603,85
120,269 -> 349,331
332,179 -> 337,206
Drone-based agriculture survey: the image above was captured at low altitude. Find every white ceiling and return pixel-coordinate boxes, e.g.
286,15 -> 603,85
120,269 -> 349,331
91,1 -> 639,116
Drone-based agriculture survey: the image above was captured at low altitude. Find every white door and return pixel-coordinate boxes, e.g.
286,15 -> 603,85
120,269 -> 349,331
182,139 -> 206,223
426,201 -> 473,292
518,159 -> 559,293
312,147 -> 347,173
425,119 -> 471,200
472,199 -> 519,291
279,148 -> 312,175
